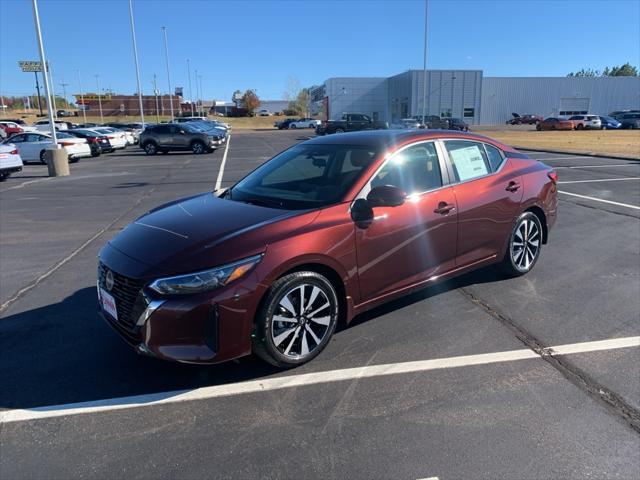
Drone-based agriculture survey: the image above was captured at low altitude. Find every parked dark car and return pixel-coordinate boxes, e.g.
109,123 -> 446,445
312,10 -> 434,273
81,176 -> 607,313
610,110 -> 640,119
316,113 -> 388,135
619,113 -> 640,129
507,113 -> 543,125
447,117 -> 469,131
598,116 -> 622,130
138,123 -> 219,154
57,110 -> 73,117
275,118 -> 297,130
417,115 -> 450,129
67,129 -> 113,156
97,130 -> 557,367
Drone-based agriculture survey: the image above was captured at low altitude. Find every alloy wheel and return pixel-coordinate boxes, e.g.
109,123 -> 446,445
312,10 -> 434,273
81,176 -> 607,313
270,283 -> 334,359
511,218 -> 541,272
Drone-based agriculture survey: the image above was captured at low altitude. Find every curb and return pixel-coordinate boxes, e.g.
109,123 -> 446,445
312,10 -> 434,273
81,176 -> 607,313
514,146 -> 640,162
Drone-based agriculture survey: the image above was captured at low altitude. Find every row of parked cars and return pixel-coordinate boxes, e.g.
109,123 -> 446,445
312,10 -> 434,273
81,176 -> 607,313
506,110 -> 640,131
275,118 -> 322,129
0,116 -> 231,180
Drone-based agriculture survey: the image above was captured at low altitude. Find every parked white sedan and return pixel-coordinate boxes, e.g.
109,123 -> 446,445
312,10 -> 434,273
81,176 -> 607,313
90,127 -> 128,149
5,132 -> 91,164
0,144 -> 23,181
289,118 -> 321,129
33,120 -> 70,132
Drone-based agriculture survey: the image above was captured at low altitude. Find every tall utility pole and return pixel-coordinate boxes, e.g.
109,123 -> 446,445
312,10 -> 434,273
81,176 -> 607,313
161,26 -> 174,121
77,70 -> 87,123
128,0 -> 145,126
34,72 -> 43,116
95,75 -> 104,124
187,58 -> 194,116
195,69 -> 200,115
421,0 -> 429,127
152,74 -> 160,123
59,81 -> 69,108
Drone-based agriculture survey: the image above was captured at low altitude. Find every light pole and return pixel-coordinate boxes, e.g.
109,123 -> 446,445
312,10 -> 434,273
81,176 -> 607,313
421,0 -> 428,127
161,26 -> 174,121
128,0 -> 145,126
187,58 -> 194,116
77,70 -> 87,124
59,81 -> 69,109
95,74 -> 104,124
32,0 -> 69,177
198,74 -> 204,116
48,61 -> 57,119
152,74 -> 160,123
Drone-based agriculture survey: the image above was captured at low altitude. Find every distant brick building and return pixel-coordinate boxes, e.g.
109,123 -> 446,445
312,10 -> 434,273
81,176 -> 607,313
74,94 -> 181,116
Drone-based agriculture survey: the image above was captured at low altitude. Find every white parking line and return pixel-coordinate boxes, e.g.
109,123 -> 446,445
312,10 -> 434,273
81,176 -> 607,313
559,177 -> 640,184
1,336 -> 637,424
559,191 -> 640,210
214,133 -> 231,191
534,156 -> 593,161
555,164 -> 639,169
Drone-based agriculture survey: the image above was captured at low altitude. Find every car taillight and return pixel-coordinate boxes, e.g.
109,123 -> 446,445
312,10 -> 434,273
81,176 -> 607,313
89,137 -> 99,143
107,135 -> 115,139
547,171 -> 558,185
58,141 -> 75,147
10,149 -> 18,155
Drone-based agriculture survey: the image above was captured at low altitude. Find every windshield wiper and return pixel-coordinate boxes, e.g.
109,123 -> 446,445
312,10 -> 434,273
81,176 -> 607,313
241,197 -> 285,209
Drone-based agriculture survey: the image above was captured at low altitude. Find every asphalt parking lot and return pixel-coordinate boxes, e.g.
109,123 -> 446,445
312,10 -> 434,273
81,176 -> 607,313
1,129 -> 639,479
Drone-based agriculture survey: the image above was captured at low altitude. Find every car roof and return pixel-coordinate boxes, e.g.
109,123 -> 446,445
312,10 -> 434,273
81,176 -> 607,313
304,129 -> 510,150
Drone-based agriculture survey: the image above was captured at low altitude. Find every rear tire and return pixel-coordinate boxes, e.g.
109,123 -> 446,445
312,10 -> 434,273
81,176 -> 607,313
290,124 -> 297,129
576,124 -> 584,130
143,142 -> 158,155
252,271 -> 339,368
39,150 -> 47,165
536,124 -> 542,131
500,211 -> 543,277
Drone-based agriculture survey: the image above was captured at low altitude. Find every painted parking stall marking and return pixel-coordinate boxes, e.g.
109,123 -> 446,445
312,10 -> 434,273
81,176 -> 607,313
1,336 -> 637,424
558,190 -> 640,210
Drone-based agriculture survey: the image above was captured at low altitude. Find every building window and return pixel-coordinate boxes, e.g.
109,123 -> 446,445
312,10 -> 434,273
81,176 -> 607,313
372,112 -> 379,121
463,108 -> 475,118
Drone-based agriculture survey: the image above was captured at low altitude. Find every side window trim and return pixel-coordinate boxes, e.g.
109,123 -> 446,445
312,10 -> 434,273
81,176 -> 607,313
356,140 -> 451,201
437,139 -> 507,186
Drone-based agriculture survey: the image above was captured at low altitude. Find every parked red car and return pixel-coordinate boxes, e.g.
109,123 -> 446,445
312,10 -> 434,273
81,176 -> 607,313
0,121 -> 24,137
98,130 -> 557,367
537,117 -> 575,131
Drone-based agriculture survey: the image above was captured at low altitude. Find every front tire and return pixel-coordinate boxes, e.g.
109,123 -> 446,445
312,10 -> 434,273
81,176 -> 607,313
290,124 -> 297,129
252,271 -> 339,368
39,150 -> 47,165
191,141 -> 206,154
576,124 -> 584,130
500,212 -> 543,277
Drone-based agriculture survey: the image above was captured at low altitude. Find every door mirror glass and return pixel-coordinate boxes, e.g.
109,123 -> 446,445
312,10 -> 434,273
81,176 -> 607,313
350,198 -> 373,223
366,185 -> 406,207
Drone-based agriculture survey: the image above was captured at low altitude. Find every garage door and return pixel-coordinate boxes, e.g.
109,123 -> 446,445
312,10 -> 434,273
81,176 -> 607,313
559,97 -> 590,116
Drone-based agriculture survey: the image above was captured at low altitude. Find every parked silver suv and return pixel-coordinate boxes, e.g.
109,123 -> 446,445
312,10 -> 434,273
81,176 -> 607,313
139,123 -> 220,155
568,115 -> 602,130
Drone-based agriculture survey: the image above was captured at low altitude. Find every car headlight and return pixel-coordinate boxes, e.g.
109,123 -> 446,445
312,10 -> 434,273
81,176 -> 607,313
148,254 -> 263,295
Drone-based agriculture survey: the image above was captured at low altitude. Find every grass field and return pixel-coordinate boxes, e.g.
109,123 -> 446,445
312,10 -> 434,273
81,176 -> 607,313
480,129 -> 640,158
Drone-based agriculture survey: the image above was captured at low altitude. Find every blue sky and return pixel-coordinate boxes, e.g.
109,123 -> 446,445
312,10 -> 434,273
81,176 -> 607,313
1,0 -> 638,102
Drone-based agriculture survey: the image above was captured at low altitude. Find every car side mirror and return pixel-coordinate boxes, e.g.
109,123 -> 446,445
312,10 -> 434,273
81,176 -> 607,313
366,185 -> 406,207
350,198 -> 373,224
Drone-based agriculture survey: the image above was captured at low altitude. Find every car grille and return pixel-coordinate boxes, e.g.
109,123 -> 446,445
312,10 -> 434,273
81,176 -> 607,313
98,263 -> 146,331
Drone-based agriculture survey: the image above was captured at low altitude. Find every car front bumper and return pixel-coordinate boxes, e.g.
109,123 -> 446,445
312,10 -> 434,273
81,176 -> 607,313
97,248 -> 263,364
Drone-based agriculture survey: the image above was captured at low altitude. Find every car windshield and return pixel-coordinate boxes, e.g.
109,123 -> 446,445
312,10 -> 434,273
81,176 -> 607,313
181,123 -> 201,133
229,143 -> 379,210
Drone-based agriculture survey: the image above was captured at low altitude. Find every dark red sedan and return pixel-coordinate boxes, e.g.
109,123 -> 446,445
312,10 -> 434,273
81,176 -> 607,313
98,130 -> 557,367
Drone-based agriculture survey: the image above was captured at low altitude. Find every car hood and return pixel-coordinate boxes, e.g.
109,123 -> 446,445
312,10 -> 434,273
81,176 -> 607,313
108,192 -> 302,274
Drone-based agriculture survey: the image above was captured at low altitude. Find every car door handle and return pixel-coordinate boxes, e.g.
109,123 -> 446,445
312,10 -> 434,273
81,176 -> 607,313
434,202 -> 456,215
506,181 -> 521,192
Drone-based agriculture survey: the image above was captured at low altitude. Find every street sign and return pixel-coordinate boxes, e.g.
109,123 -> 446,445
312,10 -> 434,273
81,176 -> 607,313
18,60 -> 44,72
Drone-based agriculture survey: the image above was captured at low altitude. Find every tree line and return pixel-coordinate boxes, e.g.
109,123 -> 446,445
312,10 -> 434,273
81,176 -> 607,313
567,62 -> 638,77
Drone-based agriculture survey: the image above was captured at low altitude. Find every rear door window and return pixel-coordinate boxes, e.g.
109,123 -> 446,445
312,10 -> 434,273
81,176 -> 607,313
444,140 -> 491,182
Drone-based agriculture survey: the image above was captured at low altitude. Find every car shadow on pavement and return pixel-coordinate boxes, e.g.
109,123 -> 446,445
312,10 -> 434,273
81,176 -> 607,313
0,266 -> 504,410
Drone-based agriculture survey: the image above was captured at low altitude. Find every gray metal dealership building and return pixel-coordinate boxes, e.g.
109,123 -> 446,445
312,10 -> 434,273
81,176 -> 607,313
309,70 -> 640,125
